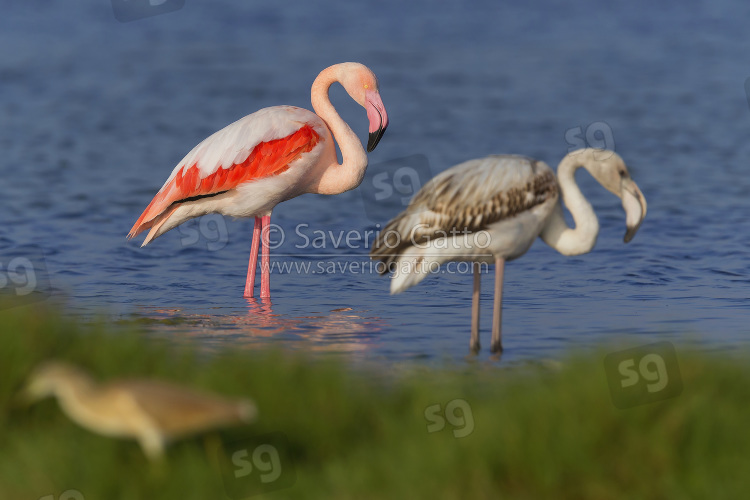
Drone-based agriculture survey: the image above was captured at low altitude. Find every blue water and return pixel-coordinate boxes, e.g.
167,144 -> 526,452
2,0 -> 750,363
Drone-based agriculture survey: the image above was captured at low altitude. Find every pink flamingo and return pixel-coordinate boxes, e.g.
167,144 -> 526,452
128,63 -> 389,299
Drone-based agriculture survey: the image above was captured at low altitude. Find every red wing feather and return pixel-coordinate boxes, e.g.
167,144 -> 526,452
128,124 -> 320,239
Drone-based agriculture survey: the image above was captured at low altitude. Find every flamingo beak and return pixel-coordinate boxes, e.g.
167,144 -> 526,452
365,90 -> 388,152
622,179 -> 647,243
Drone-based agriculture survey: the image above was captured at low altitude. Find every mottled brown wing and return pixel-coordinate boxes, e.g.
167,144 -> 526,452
370,155 -> 558,269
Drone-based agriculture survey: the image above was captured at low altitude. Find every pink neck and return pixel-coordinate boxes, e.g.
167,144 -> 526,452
309,66 -> 368,195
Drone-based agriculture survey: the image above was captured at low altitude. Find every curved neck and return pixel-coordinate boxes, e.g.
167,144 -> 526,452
310,66 -> 368,195
53,373 -> 96,414
540,152 -> 600,256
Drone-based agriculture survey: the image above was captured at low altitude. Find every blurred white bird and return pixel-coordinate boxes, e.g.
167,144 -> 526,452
21,361 -> 257,460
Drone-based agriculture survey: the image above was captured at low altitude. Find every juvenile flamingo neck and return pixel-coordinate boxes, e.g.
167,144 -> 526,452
310,67 -> 368,195
540,153 -> 600,256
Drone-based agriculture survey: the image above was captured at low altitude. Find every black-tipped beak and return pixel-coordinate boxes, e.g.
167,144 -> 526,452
367,126 -> 386,153
622,179 -> 647,243
365,90 -> 389,153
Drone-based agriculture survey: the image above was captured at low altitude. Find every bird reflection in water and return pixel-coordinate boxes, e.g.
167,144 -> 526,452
138,299 -> 384,354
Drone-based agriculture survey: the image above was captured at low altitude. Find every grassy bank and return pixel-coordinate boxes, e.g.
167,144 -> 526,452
1,300 -> 749,499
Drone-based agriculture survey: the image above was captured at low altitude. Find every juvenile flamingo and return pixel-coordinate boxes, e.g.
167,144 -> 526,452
128,62 -> 389,299
371,149 -> 647,354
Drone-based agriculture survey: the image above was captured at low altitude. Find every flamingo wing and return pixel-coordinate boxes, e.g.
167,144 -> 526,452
371,155 -> 558,266
128,106 -> 324,240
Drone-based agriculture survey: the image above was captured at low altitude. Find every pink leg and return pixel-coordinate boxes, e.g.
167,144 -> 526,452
260,214 -> 271,299
243,217 -> 262,298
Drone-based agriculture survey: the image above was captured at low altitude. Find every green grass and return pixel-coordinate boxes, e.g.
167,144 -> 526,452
2,299 -> 750,499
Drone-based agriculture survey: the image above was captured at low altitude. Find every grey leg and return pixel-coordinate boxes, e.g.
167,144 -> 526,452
470,262 -> 481,353
490,257 -> 505,354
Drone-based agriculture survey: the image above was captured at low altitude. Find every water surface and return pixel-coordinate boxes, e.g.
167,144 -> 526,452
2,1 -> 750,364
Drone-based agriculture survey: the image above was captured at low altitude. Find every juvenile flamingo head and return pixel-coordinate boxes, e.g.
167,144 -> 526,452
337,63 -> 389,152
579,149 -> 648,243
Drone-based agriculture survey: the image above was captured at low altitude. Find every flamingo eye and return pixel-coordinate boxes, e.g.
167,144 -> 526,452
618,169 -> 627,178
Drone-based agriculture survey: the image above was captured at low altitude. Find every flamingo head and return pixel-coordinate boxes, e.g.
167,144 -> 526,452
582,149 -> 648,243
338,63 -> 389,152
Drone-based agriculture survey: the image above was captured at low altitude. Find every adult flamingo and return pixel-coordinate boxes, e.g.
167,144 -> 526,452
371,149 -> 647,354
128,62 -> 389,299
